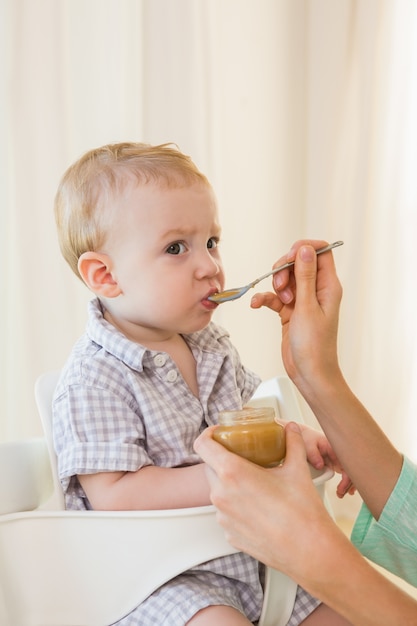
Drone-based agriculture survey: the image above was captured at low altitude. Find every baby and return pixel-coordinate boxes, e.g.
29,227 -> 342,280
53,142 -> 351,625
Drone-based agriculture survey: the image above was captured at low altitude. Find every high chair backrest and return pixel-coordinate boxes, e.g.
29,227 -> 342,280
34,370 -> 64,509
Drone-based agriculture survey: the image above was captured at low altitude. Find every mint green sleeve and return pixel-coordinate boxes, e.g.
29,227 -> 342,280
351,456 -> 417,586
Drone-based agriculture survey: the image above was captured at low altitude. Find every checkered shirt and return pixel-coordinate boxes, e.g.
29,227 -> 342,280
53,298 -> 320,624
53,298 -> 262,507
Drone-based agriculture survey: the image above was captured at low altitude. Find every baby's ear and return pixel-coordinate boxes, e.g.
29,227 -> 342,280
77,252 -> 121,297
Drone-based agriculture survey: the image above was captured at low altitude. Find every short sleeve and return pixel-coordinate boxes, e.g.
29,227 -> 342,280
53,382 -> 152,488
351,456 -> 417,586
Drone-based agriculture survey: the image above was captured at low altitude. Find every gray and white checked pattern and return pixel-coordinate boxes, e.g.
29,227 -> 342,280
287,587 -> 321,626
53,299 -> 261,508
113,559 -> 264,625
113,579 -> 320,626
54,297 -> 321,624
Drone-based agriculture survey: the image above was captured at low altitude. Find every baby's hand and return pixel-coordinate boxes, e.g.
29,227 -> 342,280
281,421 -> 356,498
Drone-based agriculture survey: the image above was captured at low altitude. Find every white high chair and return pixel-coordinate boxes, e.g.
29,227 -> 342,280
0,372 -> 333,626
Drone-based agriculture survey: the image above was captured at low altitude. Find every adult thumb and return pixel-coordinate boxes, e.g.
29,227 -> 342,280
293,245 -> 318,308
284,422 -> 308,467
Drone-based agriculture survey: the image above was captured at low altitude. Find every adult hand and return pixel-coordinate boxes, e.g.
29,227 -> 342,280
250,240 -> 343,393
194,421 -> 334,577
251,240 -> 402,526
195,423 -> 417,626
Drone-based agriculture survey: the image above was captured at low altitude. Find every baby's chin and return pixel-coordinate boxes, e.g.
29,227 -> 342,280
182,316 -> 215,336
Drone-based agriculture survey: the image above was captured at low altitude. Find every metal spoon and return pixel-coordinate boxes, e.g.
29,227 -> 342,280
208,240 -> 344,303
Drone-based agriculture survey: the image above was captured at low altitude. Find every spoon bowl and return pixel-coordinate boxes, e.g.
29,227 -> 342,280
208,240 -> 344,303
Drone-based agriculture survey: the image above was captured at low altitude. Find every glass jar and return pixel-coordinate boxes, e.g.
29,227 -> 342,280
213,407 -> 286,467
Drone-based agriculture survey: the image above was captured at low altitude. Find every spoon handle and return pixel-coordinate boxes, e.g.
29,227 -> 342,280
250,240 -> 344,287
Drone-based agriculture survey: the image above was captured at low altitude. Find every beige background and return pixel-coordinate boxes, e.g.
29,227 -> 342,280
2,0 -> 417,521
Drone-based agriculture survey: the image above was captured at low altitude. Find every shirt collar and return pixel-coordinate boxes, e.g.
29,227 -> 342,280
86,298 -> 230,371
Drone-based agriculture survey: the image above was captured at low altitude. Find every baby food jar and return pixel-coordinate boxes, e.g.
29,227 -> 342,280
213,407 -> 286,467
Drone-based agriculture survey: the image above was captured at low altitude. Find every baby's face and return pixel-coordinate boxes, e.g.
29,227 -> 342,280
101,180 -> 225,344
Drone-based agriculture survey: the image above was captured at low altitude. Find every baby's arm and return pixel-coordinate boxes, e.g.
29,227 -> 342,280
56,380 -> 213,511
78,463 -> 211,511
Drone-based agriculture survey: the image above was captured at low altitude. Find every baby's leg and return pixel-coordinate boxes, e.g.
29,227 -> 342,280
301,603 -> 353,625
186,604 -> 253,625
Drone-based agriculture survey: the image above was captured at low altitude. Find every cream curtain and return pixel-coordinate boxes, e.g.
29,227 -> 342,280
2,2 -> 417,518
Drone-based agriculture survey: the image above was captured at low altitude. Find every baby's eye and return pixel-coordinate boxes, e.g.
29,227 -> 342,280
166,242 -> 187,255
207,237 -> 219,249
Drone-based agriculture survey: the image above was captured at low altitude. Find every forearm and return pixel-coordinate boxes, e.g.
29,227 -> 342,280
293,518 -> 417,626
272,242 -> 403,519
195,424 -> 417,624
78,463 -> 211,510
295,369 -> 403,519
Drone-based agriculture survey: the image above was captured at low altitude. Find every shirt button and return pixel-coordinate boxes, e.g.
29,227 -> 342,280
154,354 -> 167,367
166,370 -> 178,382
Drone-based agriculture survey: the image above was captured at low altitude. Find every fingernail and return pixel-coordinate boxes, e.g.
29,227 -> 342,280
286,421 -> 301,433
273,273 -> 283,288
300,246 -> 315,262
280,288 -> 293,304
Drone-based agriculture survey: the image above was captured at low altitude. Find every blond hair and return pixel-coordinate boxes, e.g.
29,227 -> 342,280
54,142 -> 210,278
